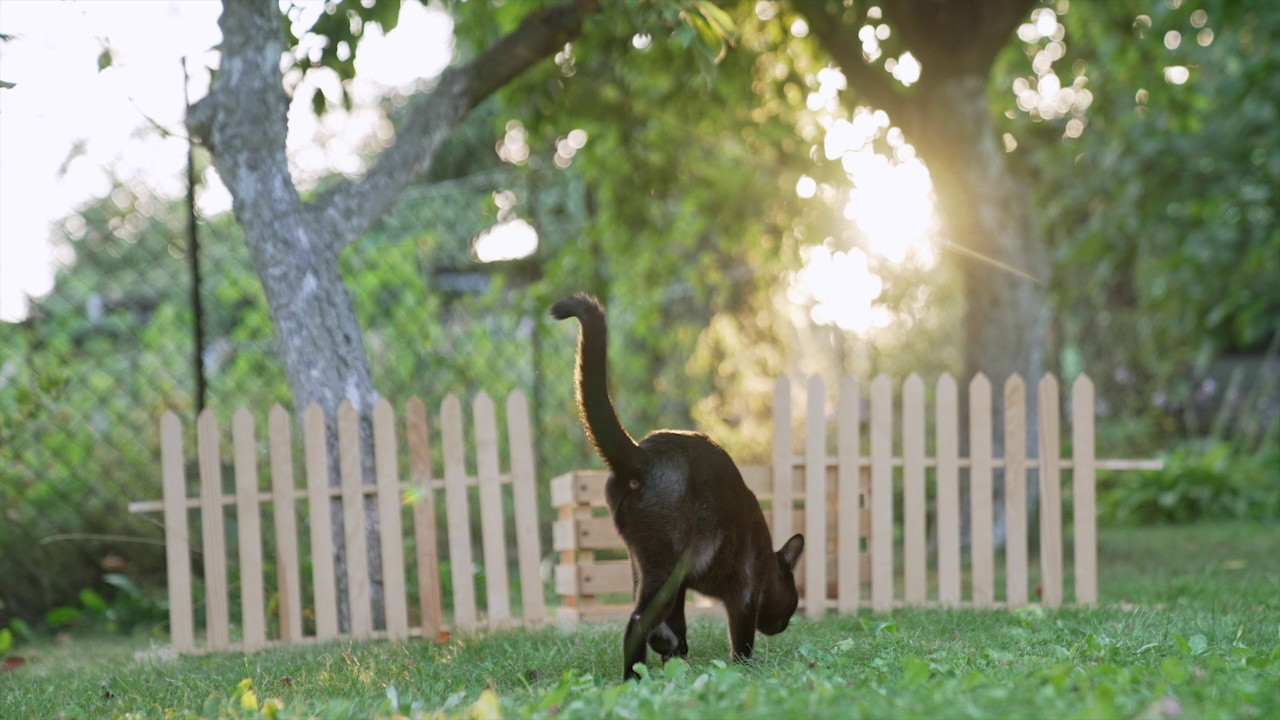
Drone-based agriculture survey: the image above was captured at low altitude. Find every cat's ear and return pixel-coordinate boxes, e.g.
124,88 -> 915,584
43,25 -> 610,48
778,534 -> 804,572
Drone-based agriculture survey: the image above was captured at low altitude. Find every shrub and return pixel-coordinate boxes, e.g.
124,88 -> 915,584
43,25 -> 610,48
1099,440 -> 1280,524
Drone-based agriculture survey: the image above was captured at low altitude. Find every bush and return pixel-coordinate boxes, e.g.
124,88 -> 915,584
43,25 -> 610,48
1099,440 -> 1280,525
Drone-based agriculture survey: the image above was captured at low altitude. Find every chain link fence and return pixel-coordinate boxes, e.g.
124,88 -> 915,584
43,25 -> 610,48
0,151 -> 603,628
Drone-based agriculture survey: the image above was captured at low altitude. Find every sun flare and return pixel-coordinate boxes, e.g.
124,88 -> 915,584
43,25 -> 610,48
842,155 -> 934,264
791,105 -> 937,334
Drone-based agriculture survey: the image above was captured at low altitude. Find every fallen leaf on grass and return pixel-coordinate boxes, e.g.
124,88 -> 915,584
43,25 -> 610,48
1,656 -> 26,672
434,631 -> 451,644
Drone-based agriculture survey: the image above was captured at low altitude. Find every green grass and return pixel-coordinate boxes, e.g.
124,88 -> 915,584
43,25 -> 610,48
3,522 -> 1278,719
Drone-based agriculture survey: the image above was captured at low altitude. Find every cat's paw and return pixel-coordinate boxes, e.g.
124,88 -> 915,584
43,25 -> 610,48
648,623 -> 685,657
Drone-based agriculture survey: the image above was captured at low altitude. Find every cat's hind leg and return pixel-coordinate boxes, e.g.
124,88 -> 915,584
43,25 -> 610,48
648,581 -> 689,661
623,568 -> 683,681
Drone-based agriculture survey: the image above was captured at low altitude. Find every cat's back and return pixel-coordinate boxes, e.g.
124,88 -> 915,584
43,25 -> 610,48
638,430 -> 755,506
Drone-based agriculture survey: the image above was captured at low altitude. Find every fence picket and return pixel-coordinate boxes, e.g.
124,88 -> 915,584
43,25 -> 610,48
804,376 -> 827,618
836,376 -> 861,613
160,412 -> 195,652
903,374 -> 926,605
507,391 -> 546,627
442,394 -> 477,631
338,402 -> 371,637
196,410 -> 230,649
1003,376 -> 1028,606
936,375 -> 961,607
870,375 -> 894,612
405,397 -> 444,635
374,399 -> 409,640
1072,375 -> 1098,606
232,408 -> 266,649
474,393 -> 511,629
268,405 -> 303,643
1038,374 -> 1064,608
772,377 -> 793,543
969,374 -> 994,608
304,403 -> 339,639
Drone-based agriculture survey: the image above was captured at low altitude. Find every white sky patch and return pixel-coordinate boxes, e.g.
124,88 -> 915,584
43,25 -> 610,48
0,1 -> 219,322
285,1 -> 454,186
473,219 -> 538,263
0,0 -> 454,323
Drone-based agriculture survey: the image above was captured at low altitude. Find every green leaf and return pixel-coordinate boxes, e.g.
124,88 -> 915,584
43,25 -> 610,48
860,619 -> 898,636
102,573 -> 139,597
45,605 -> 82,627
830,638 -> 858,654
0,628 -> 12,655
673,23 -> 695,49
312,87 -> 326,116
1173,633 -> 1191,657
900,654 -> 931,684
80,588 -> 108,612
97,46 -> 113,72
0,79 -> 15,90
693,1 -> 737,40
1188,634 -> 1208,657
600,682 -> 625,714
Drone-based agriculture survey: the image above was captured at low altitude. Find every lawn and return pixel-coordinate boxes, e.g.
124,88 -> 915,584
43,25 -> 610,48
3,522 -> 1277,719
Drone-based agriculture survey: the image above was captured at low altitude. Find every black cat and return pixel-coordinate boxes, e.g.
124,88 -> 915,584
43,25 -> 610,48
551,293 -> 804,681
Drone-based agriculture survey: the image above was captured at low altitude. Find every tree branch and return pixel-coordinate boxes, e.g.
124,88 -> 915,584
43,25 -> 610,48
313,0 -> 598,251
789,0 -> 909,121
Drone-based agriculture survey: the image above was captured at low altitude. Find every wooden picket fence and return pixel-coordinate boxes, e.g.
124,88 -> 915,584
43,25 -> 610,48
129,392 -> 545,654
134,373 -> 1159,652
553,373 -> 1162,623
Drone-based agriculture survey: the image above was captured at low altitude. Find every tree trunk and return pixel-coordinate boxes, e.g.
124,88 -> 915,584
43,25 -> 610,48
245,231 -> 386,631
904,74 -> 1049,549
196,0 -> 384,631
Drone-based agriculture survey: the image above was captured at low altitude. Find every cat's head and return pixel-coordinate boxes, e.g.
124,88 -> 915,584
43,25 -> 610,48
757,533 -> 805,635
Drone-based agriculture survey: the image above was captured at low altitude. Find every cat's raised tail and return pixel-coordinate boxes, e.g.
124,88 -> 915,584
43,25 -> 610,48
550,294 -> 650,477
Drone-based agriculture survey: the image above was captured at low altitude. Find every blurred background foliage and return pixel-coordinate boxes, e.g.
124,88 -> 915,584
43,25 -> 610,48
0,0 -> 1276,636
